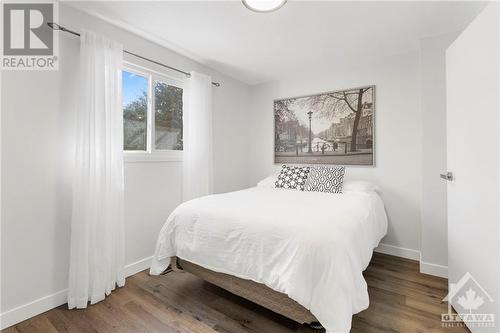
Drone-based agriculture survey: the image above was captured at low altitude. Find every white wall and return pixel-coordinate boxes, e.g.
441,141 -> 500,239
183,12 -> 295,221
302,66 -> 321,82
247,51 -> 423,253
419,32 -> 459,277
1,70 -> 68,324
0,3 -> 251,327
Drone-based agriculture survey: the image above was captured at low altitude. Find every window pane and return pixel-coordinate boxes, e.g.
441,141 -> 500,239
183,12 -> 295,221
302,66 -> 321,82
123,71 -> 148,151
154,81 -> 183,150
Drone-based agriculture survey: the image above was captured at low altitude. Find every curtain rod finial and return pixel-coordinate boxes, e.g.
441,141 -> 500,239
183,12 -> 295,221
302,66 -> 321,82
48,22 -> 61,30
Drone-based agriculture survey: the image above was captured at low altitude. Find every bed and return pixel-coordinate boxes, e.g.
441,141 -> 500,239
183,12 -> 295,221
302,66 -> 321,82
150,181 -> 387,333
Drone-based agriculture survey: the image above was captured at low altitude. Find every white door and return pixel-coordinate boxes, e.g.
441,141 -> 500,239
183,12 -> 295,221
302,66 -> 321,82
446,3 -> 499,332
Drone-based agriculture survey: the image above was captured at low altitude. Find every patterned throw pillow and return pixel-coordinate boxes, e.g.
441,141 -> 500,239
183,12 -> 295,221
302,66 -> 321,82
305,166 -> 346,194
275,165 -> 310,190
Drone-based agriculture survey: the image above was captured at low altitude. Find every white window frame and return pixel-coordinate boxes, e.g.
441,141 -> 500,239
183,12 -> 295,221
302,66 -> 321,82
122,61 -> 184,163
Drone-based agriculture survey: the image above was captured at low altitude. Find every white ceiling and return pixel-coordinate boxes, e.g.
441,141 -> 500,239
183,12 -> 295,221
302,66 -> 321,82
67,1 -> 486,85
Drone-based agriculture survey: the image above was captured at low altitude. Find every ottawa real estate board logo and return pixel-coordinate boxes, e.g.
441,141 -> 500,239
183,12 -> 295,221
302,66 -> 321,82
1,1 -> 58,70
442,272 -> 495,328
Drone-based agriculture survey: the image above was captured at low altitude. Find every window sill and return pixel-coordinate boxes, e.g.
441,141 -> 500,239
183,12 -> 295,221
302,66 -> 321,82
124,151 -> 183,163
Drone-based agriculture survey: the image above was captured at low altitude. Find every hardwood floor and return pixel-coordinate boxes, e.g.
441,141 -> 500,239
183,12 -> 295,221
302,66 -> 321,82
3,253 -> 470,333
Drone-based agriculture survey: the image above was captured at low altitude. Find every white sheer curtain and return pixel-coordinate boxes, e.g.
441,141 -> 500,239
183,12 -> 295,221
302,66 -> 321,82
182,71 -> 214,201
68,30 -> 125,309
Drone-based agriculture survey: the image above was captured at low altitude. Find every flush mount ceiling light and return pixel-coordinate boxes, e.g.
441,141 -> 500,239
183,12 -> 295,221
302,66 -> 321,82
242,0 -> 287,13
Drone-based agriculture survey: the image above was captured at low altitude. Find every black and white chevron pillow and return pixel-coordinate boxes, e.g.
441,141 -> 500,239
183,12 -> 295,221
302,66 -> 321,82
305,166 -> 345,194
275,165 -> 310,190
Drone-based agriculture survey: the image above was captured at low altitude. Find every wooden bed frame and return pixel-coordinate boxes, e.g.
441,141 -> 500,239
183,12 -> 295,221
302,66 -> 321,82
170,256 -> 318,325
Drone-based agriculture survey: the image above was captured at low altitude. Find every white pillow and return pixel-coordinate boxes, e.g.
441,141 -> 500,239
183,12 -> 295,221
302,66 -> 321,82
257,174 -> 278,188
342,180 -> 379,193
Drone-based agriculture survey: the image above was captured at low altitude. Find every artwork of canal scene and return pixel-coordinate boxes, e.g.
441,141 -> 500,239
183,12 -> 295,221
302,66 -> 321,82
274,86 -> 375,165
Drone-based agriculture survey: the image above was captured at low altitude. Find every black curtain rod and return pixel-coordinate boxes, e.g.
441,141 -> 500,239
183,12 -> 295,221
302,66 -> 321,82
48,22 -> 221,87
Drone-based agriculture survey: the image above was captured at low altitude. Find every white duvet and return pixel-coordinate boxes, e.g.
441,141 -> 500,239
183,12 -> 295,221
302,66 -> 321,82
150,186 -> 387,333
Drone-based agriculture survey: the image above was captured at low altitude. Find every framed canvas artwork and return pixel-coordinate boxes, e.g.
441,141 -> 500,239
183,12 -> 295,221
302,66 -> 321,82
274,85 -> 375,165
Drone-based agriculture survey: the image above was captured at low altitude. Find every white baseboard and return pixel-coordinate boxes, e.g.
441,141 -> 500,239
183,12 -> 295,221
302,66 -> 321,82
123,256 -> 153,277
374,242 -> 421,261
374,243 -> 448,278
0,289 -> 68,330
420,260 -> 448,279
0,256 -> 153,330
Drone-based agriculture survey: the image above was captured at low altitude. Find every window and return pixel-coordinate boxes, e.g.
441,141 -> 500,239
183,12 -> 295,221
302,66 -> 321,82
154,81 -> 183,150
123,71 -> 148,151
122,63 -> 183,161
